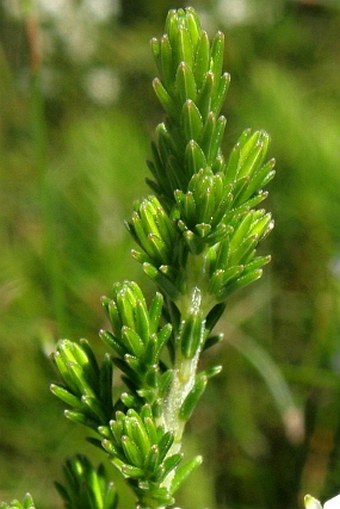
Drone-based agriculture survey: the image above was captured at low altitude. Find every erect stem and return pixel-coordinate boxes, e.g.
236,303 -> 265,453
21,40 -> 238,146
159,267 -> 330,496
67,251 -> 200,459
159,351 -> 201,494
158,282 -> 206,491
163,348 -> 201,445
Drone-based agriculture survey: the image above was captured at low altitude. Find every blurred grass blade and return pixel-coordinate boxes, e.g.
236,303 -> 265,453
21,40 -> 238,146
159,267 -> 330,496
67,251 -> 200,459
226,329 -> 304,444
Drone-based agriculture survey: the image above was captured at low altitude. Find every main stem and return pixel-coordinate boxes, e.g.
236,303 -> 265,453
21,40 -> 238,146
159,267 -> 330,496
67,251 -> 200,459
160,337 -> 201,492
158,252 -> 211,489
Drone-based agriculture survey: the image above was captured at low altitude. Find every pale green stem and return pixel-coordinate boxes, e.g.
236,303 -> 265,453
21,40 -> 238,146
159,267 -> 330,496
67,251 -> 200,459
159,269 -> 208,490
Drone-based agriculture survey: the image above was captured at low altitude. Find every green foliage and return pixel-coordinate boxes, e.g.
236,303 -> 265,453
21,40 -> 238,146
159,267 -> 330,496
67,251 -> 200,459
55,455 -> 118,509
136,9 -> 275,313
0,494 -> 36,509
44,7 -> 275,509
51,339 -> 114,430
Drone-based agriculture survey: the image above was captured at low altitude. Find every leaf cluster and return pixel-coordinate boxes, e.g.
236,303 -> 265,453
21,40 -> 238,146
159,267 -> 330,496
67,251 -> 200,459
0,494 -> 36,509
127,8 -> 275,309
55,455 -> 117,509
100,404 -> 191,508
50,279 -> 206,506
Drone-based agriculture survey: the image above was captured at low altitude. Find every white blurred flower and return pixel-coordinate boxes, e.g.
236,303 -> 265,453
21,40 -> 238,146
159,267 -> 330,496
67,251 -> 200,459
37,0 -> 69,18
83,0 -> 120,21
213,0 -> 282,28
325,495 -> 340,509
305,494 -> 340,509
37,0 -> 120,21
216,0 -> 253,26
58,16 -> 96,62
4,0 -> 120,64
83,68 -> 120,105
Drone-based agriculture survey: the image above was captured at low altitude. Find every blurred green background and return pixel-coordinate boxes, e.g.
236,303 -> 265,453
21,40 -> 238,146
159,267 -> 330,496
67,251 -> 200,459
1,0 -> 340,508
